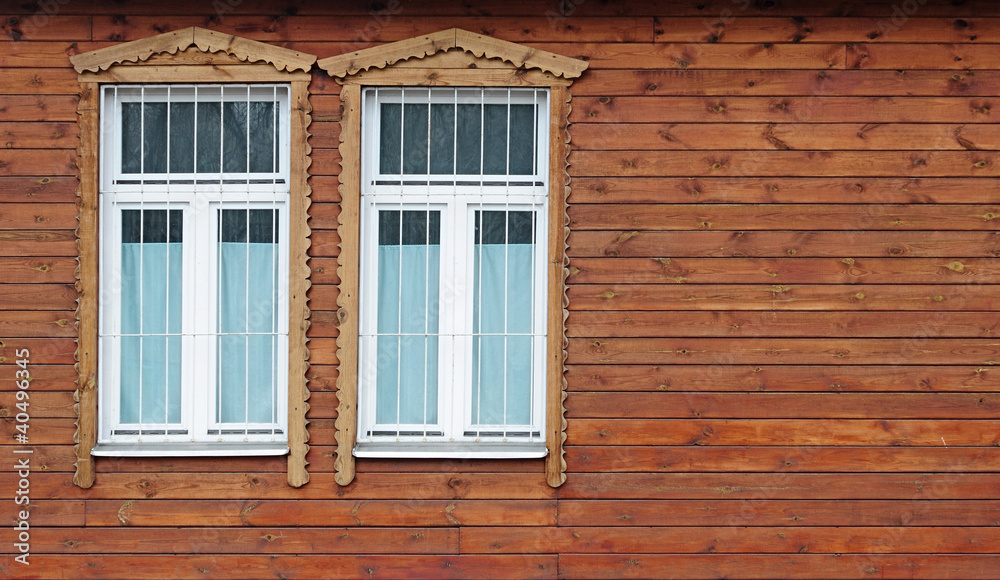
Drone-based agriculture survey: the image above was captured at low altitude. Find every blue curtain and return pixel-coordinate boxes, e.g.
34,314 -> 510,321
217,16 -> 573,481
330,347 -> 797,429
376,244 -> 440,426
471,243 -> 534,426
120,242 -> 183,425
217,242 -> 279,425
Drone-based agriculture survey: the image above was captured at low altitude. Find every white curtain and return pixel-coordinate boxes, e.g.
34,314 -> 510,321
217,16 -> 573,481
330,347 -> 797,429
376,245 -> 440,426
471,243 -> 533,426
119,243 -> 183,425
217,243 -> 279,424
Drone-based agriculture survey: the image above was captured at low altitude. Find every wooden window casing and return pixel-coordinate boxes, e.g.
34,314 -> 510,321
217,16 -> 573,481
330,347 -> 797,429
71,28 -> 316,488
318,29 -> 587,487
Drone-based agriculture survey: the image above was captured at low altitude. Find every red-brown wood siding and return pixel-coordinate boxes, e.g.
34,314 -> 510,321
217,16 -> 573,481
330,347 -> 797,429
1,1 -> 999,578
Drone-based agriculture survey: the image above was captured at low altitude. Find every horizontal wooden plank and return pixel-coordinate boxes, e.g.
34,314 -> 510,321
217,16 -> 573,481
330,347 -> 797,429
308,176 -> 342,204
0,364 -> 77,392
566,392 -> 1000,419
0,176 -> 77,203
570,150 -> 1000,178
568,257 -> 1000,285
535,42 -> 846,69
0,554 -> 556,580
568,311 -> 1000,338
851,43 -> 1000,69
0,499 -> 84,527
568,177 -> 1000,204
571,123 -> 1000,151
0,338 -> 77,364
464,525 -> 1000,554
0,122 -> 77,149
0,444 -> 74,472
569,230 -> 1000,258
0,203 -> 78,229
12,0 -> 1000,18
571,69 -> 1000,97
4,527 -> 459,555
95,15 -> 653,43
0,96 -> 79,122
308,230 -> 341,259
559,472 -> 1000,500
566,445 -> 1000,473
567,418 -> 1000,446
0,257 -> 77,283
557,499 -> 1000,526
0,149 -> 77,177
565,364 -> 1000,392
566,284 -> 1000,312
0,418 -> 76,445
0,68 -> 79,95
0,15 -> 91,41
569,204 -> 1000,231
309,259 -> 341,284
571,97 -> 1000,124
0,310 -> 77,338
84,499 -> 557,527
0,230 -> 76,256
567,337 -> 1000,366
655,17 -> 1000,43
17,472 -> 554,501
0,391 -> 76,418
559,554 -> 1000,580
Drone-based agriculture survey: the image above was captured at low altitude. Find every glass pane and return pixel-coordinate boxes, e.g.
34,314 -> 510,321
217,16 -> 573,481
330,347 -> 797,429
482,104 -> 509,175
119,209 -> 183,425
508,104 -> 535,175
402,103 -> 429,175
249,101 -> 277,173
428,104 -> 455,175
222,102 -> 248,174
196,102 -> 222,174
121,103 -> 142,174
217,209 -> 279,424
121,102 -> 168,174
455,103 -> 483,175
471,210 -> 535,426
168,102 -> 195,174
379,103 -> 401,174
376,210 -> 440,425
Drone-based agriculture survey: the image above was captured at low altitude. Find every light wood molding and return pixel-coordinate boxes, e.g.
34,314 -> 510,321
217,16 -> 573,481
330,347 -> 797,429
73,82 -> 99,489
317,28 -> 588,80
328,33 -> 584,488
70,26 -> 316,74
333,84 -> 361,486
286,80 -> 313,488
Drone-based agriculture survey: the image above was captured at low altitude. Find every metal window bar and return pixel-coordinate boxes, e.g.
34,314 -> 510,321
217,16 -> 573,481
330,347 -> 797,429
244,85 -> 251,438
423,88 -> 432,439
137,85 -> 146,435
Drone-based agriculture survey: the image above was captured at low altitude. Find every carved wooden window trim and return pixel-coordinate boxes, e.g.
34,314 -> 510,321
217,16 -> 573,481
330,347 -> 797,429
317,29 -> 586,487
71,28 -> 315,488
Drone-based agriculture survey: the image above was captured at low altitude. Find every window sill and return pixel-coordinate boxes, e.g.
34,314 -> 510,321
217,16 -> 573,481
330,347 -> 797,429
91,442 -> 289,457
353,441 -> 547,459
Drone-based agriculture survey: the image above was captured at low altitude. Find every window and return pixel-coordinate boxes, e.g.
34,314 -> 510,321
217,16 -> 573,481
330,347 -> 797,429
317,27 -> 586,486
93,84 -> 291,454
355,88 -> 549,456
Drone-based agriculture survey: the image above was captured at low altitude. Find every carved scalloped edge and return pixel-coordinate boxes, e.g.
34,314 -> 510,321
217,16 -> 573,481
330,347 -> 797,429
555,89 -> 573,487
288,81 -> 314,487
70,27 -> 316,74
317,28 -> 588,80
333,85 -> 358,486
72,83 -> 98,488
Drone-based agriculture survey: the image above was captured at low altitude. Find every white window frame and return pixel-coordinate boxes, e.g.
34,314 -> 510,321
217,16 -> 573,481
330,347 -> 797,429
355,87 -> 550,458
94,84 -> 292,456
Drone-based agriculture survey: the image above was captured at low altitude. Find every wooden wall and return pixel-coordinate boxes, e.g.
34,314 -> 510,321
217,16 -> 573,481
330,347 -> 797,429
2,0 -> 1000,577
